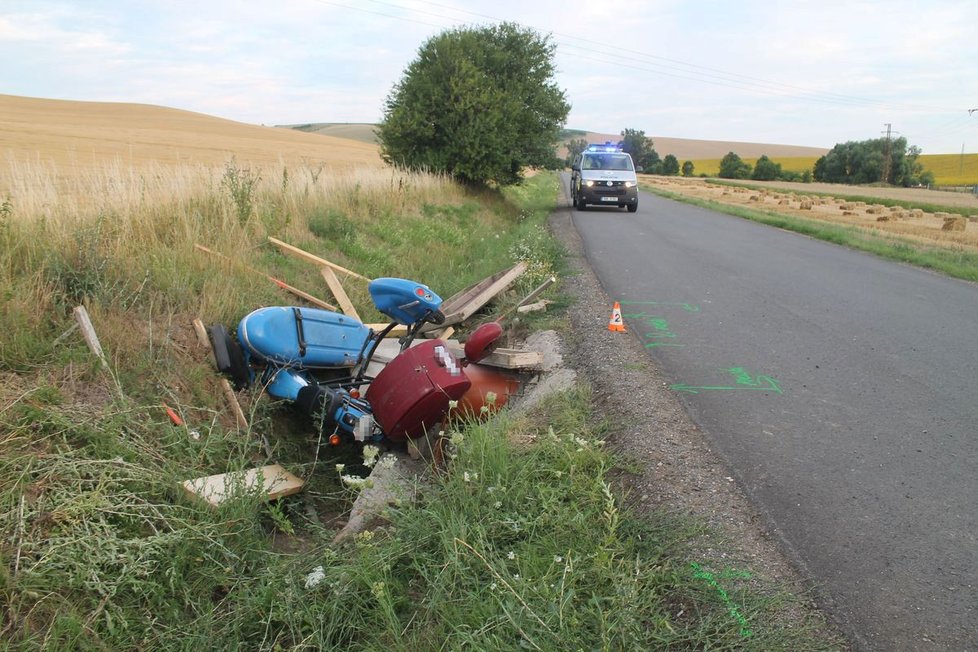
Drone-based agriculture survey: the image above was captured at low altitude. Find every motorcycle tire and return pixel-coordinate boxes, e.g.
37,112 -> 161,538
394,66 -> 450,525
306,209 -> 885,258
208,324 -> 251,390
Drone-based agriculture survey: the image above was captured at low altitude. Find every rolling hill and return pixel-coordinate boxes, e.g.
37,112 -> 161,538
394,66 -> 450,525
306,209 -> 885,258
0,94 -> 383,178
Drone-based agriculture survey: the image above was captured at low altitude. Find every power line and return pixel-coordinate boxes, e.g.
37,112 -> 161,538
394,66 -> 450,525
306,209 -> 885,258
306,0 -> 969,137
358,0 -> 963,114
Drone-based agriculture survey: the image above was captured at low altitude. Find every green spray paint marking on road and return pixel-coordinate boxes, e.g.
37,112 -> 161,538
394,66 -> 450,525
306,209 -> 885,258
670,368 -> 783,395
620,300 -> 700,312
690,562 -> 753,638
621,311 -> 686,348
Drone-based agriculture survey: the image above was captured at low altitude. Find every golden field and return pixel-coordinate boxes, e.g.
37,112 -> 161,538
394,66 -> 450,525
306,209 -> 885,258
0,94 -> 382,180
642,176 -> 978,252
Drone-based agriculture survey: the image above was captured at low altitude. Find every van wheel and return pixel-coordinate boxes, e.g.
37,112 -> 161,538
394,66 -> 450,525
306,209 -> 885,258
627,203 -> 638,213
575,196 -> 586,210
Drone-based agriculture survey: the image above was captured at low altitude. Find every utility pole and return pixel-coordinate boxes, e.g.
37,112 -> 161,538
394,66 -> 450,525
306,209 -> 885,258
881,123 -> 893,185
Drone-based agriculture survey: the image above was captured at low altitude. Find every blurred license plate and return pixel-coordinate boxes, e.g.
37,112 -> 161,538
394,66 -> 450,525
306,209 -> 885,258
600,197 -> 617,202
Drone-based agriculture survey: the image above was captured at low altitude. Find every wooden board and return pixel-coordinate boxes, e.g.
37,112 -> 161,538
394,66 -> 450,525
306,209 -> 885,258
192,318 -> 250,431
320,266 -> 361,320
364,323 -> 408,336
195,244 -> 336,311
445,342 -> 543,370
182,464 -> 304,507
267,237 -> 370,282
73,305 -> 108,368
424,262 -> 527,330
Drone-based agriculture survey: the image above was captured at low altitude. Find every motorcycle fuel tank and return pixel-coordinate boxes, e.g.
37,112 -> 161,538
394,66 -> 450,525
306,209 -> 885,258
366,339 -> 471,441
369,278 -> 442,325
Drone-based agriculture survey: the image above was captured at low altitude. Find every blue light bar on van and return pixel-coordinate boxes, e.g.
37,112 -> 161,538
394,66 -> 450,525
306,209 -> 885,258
586,141 -> 623,152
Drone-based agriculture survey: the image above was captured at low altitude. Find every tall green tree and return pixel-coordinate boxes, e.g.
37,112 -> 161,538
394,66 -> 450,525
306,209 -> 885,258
718,152 -> 752,179
813,137 -> 932,186
662,154 -> 680,176
618,128 -> 659,171
681,160 -> 695,177
565,137 -> 588,167
378,23 -> 570,186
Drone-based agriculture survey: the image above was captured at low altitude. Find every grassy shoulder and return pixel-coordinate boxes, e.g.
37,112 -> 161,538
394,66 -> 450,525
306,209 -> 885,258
643,183 -> 978,283
1,166 -> 840,649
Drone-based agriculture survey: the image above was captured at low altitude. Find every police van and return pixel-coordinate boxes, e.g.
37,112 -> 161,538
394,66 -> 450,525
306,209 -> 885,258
570,142 -> 639,212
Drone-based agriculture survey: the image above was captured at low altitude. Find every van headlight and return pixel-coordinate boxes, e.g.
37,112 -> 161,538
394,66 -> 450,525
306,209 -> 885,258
624,181 -> 637,188
583,180 -> 595,187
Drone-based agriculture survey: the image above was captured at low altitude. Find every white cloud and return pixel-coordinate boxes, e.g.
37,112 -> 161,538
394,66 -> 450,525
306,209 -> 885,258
1,0 -> 976,152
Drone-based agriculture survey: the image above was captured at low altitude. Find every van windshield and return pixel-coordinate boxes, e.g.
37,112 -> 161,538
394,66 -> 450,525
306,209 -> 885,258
582,153 -> 634,171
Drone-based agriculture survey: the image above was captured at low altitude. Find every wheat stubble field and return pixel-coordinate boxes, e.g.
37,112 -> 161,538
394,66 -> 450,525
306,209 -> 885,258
642,176 -> 978,255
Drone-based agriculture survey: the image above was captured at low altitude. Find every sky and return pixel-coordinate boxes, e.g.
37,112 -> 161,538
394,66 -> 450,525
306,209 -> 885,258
2,0 -> 977,154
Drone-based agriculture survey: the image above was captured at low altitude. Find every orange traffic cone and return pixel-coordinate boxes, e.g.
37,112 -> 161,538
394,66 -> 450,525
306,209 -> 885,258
608,302 -> 626,332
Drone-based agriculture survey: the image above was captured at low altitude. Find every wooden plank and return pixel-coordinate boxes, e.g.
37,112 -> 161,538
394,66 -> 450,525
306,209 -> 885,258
192,318 -> 211,349
320,266 -> 361,320
269,278 -> 337,311
516,300 -> 552,314
182,464 -> 304,507
267,237 -> 371,282
73,306 -> 108,368
195,244 -> 337,311
445,343 -> 543,370
427,262 -> 527,329
194,317 -> 253,433
220,379 -> 250,431
514,276 -> 556,310
364,323 -> 408,336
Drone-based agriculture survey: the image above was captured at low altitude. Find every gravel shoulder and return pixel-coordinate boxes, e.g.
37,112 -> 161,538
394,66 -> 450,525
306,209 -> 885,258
548,193 -> 849,648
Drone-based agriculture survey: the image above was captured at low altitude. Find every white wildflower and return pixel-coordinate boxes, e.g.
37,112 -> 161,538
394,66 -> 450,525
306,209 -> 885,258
341,475 -> 371,490
304,566 -> 326,589
494,501 -> 502,509
507,551 -> 516,560
362,444 -> 380,468
554,555 -> 563,563
376,454 -> 397,471
335,463 -> 345,473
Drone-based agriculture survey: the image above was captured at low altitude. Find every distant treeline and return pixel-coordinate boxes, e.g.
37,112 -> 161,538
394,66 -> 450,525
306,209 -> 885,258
565,130 -> 967,187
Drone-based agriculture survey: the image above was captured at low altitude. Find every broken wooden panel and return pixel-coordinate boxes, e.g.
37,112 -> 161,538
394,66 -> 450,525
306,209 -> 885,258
423,262 -> 528,330
182,464 -> 304,507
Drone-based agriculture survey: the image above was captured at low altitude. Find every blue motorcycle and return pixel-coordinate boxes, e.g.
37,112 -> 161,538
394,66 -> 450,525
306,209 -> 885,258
208,277 -> 501,446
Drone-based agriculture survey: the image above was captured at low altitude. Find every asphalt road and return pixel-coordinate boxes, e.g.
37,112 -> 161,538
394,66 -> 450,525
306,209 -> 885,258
566,178 -> 978,650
